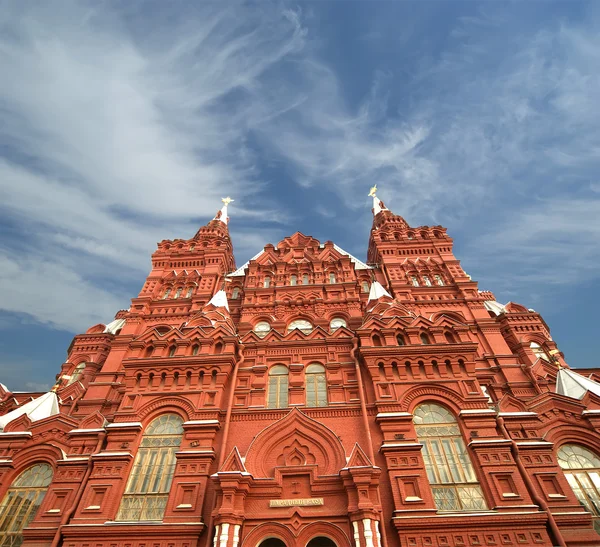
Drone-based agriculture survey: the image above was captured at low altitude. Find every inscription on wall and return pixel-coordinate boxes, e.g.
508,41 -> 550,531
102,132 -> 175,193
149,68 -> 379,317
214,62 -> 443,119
269,498 -> 324,507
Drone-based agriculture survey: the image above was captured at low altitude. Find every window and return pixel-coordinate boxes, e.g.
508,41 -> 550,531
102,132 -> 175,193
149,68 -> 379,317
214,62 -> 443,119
411,276 -> 419,287
530,342 -> 550,362
287,319 -> 313,335
174,287 -> 182,299
423,276 -> 432,286
264,277 -> 271,288
0,463 -> 54,547
290,275 -> 297,286
231,287 -> 240,299
67,362 -> 86,385
330,317 -> 347,331
397,334 -> 406,346
435,275 -> 444,286
191,344 -> 199,356
254,321 -> 271,338
116,415 -> 183,521
168,346 -> 176,357
162,288 -> 171,299
329,272 -> 336,284
420,333 -> 431,345
361,281 -> 370,293
186,287 -> 193,298
306,364 -> 327,407
414,403 -> 486,511
558,444 -> 600,531
302,274 -> 309,285
444,332 -> 456,344
267,365 -> 289,409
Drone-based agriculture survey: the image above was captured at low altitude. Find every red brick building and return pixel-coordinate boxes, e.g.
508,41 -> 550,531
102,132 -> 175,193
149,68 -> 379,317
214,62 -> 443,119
2,193 -> 600,547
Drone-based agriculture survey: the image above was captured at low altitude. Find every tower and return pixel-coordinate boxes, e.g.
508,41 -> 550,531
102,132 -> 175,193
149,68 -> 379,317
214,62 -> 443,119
1,191 -> 600,547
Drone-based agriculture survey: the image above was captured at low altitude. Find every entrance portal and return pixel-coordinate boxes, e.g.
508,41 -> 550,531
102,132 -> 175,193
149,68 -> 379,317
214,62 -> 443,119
306,537 -> 337,547
259,539 -> 287,547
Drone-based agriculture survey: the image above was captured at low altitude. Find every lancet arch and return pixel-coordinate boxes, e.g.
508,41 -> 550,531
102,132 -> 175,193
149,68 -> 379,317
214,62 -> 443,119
244,408 -> 346,478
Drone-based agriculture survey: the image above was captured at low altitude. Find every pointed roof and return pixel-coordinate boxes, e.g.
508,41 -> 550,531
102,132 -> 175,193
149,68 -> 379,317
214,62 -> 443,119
368,281 -> 392,303
368,185 -> 388,216
103,318 -> 126,334
213,197 -> 234,225
556,368 -> 600,400
207,289 -> 229,311
0,391 -> 60,431
484,300 -> 507,316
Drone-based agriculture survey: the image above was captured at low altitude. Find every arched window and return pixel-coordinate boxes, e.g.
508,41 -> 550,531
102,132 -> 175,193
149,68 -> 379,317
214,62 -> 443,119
287,319 -> 313,335
530,342 -> 550,362
254,321 -> 271,338
361,281 -> 370,293
411,276 -> 419,287
329,272 -> 336,284
435,275 -> 444,286
174,287 -> 182,299
145,346 -> 154,358
329,317 -> 347,331
0,463 -> 53,547
162,288 -> 171,299
396,334 -> 406,346
231,287 -> 240,299
558,444 -> 600,530
116,414 -> 183,521
259,540 -> 286,547
267,365 -> 289,409
186,287 -> 193,298
290,275 -> 297,286
372,334 -> 383,347
191,344 -> 199,356
413,403 -> 486,511
423,276 -> 432,286
420,333 -> 431,345
306,364 -> 327,407
67,362 -> 86,385
302,274 -> 309,285
264,276 -> 271,288
168,345 -> 176,357
444,332 -> 456,344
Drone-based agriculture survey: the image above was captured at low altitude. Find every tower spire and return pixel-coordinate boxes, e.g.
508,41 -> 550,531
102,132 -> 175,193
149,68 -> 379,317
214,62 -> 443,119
214,196 -> 234,225
368,185 -> 388,216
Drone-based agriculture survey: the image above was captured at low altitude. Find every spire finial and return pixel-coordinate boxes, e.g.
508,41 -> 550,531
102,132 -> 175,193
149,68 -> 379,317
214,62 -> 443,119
368,185 -> 386,216
214,197 -> 234,225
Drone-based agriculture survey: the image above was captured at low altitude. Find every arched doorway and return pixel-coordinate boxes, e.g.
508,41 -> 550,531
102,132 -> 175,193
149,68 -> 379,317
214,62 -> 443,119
307,537 -> 337,547
259,539 -> 287,547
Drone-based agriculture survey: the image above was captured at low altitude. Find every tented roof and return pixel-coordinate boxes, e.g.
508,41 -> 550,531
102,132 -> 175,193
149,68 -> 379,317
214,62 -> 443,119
556,368 -> 600,400
0,391 -> 59,431
367,281 -> 392,302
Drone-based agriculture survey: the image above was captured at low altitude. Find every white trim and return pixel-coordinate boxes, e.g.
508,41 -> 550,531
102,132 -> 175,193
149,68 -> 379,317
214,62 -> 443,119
516,441 -> 554,447
582,410 -> 600,415
93,451 -> 133,457
106,422 -> 142,429
381,442 -> 423,449
498,412 -> 538,417
459,409 -> 496,415
183,420 -> 220,426
70,428 -> 105,433
0,431 -> 32,437
376,412 -> 412,418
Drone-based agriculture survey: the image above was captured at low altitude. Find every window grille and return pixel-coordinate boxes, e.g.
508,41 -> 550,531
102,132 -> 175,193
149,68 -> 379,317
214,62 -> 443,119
290,275 -> 297,286
306,364 -> 327,407
0,463 -> 53,547
116,415 -> 183,522
558,444 -> 600,532
414,403 -> 486,511
67,362 -> 86,385
267,365 -> 289,409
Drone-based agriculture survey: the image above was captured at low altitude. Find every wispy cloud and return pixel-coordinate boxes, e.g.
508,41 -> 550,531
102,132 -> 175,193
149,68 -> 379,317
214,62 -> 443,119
0,1 -> 305,330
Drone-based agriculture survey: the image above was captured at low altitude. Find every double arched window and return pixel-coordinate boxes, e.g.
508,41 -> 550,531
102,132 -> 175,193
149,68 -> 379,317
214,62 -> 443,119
530,342 -> 550,362
414,403 -> 486,511
267,366 -> 289,409
306,364 -> 327,407
0,463 -> 54,547
287,319 -> 313,335
116,414 -> 183,521
558,444 -> 600,529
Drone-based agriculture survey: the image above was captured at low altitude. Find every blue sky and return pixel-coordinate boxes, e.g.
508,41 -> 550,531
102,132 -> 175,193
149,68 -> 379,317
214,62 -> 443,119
1,0 -> 599,391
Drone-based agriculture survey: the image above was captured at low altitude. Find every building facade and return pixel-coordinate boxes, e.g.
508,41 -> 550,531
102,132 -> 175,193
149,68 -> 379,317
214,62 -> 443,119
2,194 -> 600,547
